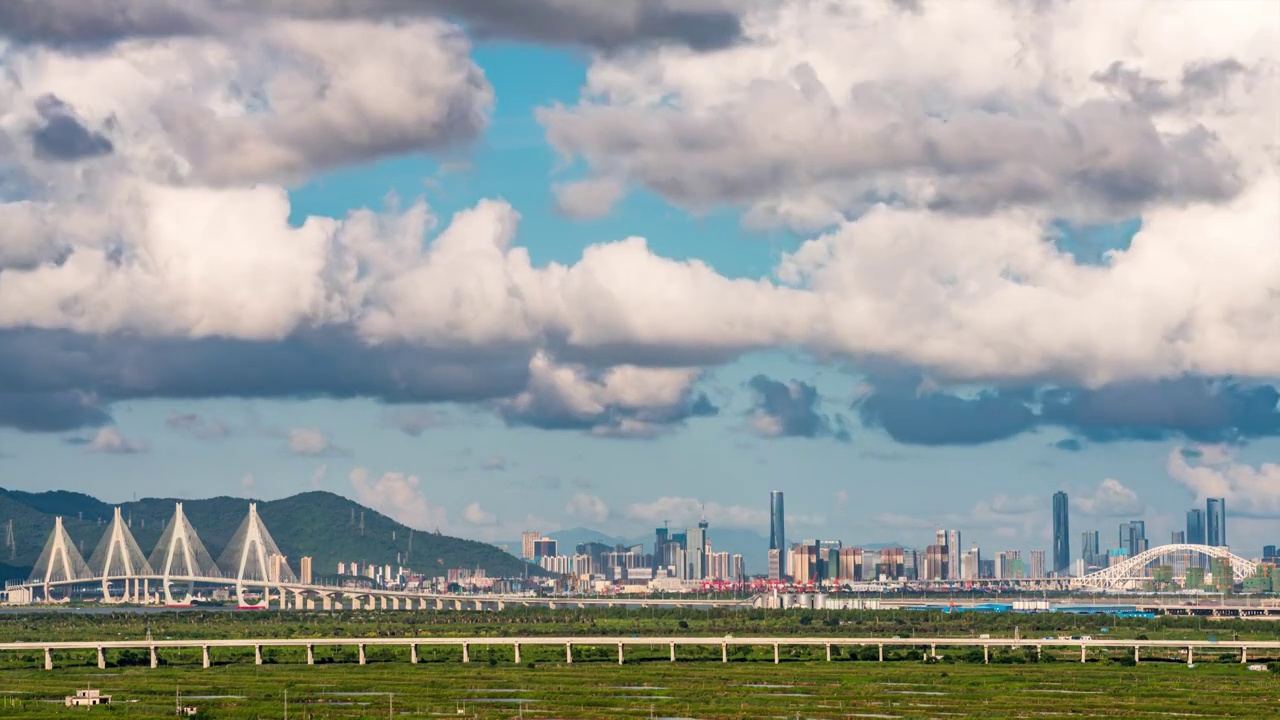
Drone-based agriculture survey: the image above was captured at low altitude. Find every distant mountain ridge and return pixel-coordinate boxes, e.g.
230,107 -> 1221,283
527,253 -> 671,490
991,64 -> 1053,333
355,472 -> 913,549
0,488 -> 541,583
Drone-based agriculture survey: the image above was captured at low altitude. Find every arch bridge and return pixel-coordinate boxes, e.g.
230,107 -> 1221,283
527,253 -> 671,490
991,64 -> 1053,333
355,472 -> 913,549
1071,544 -> 1256,591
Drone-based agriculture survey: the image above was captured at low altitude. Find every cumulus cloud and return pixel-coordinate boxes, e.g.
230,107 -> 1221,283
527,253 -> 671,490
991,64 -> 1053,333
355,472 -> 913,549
462,501 -> 497,527
553,177 -> 626,220
81,426 -> 147,454
1167,446 -> 1280,518
541,0 -> 1273,227
349,467 -> 447,530
1074,478 -> 1144,517
746,375 -> 849,441
565,493 -> 610,524
286,428 -> 340,456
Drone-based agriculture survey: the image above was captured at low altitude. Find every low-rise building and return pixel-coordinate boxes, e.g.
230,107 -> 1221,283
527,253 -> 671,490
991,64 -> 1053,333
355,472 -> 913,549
65,688 -> 111,707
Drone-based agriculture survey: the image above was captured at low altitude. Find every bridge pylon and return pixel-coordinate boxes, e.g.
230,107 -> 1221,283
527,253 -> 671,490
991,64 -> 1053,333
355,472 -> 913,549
216,503 -> 295,607
88,507 -> 154,602
148,502 -> 219,605
28,516 -> 93,600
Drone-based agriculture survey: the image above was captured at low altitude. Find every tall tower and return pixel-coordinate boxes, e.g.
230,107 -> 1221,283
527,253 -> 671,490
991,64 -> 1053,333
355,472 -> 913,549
769,491 -> 786,578
1052,491 -> 1070,574
946,530 -> 961,582
1206,498 -> 1226,547
1186,508 -> 1206,544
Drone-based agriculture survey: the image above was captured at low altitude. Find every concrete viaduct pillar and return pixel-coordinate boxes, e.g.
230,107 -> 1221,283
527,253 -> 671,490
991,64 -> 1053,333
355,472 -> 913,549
44,648 -> 52,671
306,645 -> 314,665
202,645 -> 210,668
410,644 -> 418,664
97,646 -> 105,670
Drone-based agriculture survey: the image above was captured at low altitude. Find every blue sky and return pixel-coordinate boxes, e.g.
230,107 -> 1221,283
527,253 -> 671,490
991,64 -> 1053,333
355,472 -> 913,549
1,1 -> 1278,564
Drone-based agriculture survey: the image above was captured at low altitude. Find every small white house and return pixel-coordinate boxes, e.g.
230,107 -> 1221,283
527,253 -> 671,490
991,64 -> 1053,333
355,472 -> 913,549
65,688 -> 111,707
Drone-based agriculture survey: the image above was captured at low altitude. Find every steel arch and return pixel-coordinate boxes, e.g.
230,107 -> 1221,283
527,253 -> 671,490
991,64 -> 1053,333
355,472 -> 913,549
1072,544 -> 1256,590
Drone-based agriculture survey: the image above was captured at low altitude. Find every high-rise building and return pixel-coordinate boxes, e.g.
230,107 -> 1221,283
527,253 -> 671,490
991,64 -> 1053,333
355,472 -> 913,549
1081,530 -> 1100,568
767,549 -> 781,581
1121,520 -> 1147,557
521,531 -> 540,560
1052,491 -> 1070,574
1207,498 -> 1227,547
1186,509 -> 1206,545
946,530 -> 962,581
730,554 -> 745,581
686,526 -> 707,580
1171,531 -> 1186,544
532,538 -> 557,559
962,547 -> 981,580
1029,550 -> 1046,579
300,556 -> 313,585
790,544 -> 817,583
838,547 -> 863,581
769,491 -> 786,577
924,544 -> 947,581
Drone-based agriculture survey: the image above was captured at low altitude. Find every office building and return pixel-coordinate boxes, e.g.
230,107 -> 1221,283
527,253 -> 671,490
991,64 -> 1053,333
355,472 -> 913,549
1186,509 -> 1206,545
1121,520 -> 1147,557
686,525 -> 707,580
769,491 -> 786,577
521,531 -> 540,560
962,547 -> 981,580
1081,530 -> 1100,568
1052,491 -> 1070,574
532,538 -> 558,559
299,556 -> 312,585
767,549 -> 781,581
838,547 -> 863,581
731,554 -> 745,581
1171,531 -> 1186,544
947,530 -> 962,581
1029,550 -> 1046,579
924,544 -> 947,581
790,544 -> 817,583
1207,498 -> 1227,547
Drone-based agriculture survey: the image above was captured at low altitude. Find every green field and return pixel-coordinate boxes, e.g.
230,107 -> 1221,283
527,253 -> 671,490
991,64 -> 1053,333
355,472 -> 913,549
3,661 -> 1279,718
5,609 -> 1280,717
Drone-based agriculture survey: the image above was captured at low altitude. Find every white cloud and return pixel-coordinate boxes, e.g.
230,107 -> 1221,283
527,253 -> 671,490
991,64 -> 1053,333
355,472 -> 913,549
348,468 -> 447,531
565,493 -> 610,524
84,426 -> 147,454
308,464 -> 328,489
624,496 -> 822,530
462,501 -> 497,527
1075,478 -> 1144,517
553,176 -> 626,220
1168,446 -> 1280,517
240,472 -> 257,496
287,428 -> 337,456
480,455 -> 507,471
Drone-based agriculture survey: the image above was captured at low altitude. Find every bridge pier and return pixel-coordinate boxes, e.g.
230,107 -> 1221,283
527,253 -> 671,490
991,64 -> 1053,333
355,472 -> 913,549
669,642 -> 676,663
202,645 -> 210,669
514,643 -> 521,664
359,644 -> 366,665
983,645 -> 989,664
1080,645 -> 1086,663
463,642 -> 470,663
878,644 -> 884,662
97,646 -> 105,670
44,647 -> 52,671
254,645 -> 262,665
825,643 -> 831,662
618,642 -> 624,665
1134,646 -> 1140,663
307,645 -> 314,665
722,643 -> 728,663
1187,646 -> 1193,665
410,644 -> 418,664
930,644 -> 937,660
322,595 -> 332,610
565,642 -> 572,664
1241,647 -> 1248,663
773,643 -> 780,664
150,646 -> 158,669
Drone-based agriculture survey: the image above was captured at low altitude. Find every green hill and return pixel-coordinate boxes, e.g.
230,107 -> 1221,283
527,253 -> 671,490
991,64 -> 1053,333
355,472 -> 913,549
0,488 -> 539,583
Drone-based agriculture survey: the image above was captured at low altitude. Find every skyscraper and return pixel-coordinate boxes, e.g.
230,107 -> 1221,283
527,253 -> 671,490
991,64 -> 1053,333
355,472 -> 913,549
946,530 -> 961,582
1052,491 -> 1070,574
769,491 -> 786,577
1186,509 -> 1206,545
1081,530 -> 1099,566
1206,498 -> 1226,547
1120,520 -> 1146,556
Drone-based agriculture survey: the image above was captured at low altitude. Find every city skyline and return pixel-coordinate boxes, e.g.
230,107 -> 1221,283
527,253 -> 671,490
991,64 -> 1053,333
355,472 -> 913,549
0,1 -> 1277,556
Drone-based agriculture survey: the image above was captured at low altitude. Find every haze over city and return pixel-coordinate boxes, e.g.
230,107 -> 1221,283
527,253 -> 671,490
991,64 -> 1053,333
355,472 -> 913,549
1,0 -> 1278,568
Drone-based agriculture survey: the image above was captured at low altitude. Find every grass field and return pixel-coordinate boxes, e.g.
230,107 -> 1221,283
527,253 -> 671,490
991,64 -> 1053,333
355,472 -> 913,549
2,660 -> 1279,718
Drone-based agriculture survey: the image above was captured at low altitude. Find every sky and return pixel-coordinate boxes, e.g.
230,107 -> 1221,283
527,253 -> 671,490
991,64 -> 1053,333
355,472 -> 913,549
0,0 -> 1278,561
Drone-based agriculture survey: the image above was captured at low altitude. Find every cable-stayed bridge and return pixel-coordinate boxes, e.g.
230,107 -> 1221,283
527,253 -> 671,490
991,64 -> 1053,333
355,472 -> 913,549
3,502 -> 750,610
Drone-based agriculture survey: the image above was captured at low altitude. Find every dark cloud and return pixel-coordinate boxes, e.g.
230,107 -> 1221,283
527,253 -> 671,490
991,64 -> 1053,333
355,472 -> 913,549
0,391 -> 111,432
165,412 -> 231,439
1053,438 -> 1083,452
1093,58 -> 1247,112
0,327 -> 531,430
855,376 -> 1280,446
499,383 -> 718,438
0,0 -> 210,46
30,95 -> 113,162
747,375 -> 850,441
0,0 -> 744,51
